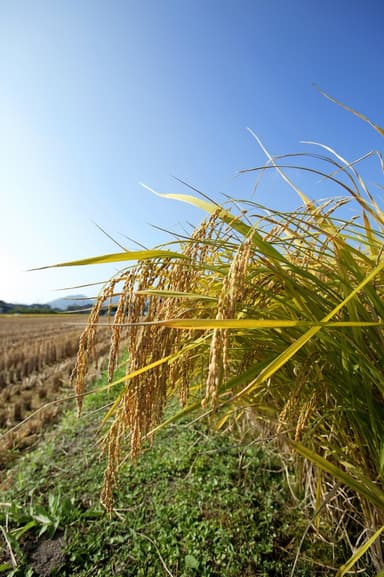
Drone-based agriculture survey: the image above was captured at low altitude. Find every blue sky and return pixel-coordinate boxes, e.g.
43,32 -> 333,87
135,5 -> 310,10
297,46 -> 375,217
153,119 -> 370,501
1,0 -> 383,303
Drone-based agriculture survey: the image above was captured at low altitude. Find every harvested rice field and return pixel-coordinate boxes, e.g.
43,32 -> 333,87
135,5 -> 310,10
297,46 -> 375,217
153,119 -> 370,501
0,315 -> 110,466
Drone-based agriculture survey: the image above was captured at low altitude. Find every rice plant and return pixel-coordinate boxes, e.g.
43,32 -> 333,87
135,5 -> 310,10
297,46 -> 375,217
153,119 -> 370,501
45,102 -> 384,571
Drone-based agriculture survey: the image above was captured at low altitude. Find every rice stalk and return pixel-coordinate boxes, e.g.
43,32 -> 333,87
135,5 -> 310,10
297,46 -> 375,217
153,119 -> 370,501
53,109 -> 384,570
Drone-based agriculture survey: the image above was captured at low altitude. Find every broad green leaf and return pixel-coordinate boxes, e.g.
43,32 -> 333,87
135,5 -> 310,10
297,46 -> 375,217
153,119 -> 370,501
32,514 -> 52,525
12,519 -> 37,540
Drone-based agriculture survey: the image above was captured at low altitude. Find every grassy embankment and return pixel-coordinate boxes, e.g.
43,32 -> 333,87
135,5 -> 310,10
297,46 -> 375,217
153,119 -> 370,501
0,364 -> 350,576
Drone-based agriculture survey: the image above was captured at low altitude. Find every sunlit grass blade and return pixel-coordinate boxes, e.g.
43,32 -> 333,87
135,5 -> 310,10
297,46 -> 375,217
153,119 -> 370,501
160,318 -> 383,330
140,182 -> 252,237
135,289 -> 217,301
246,127 -> 315,208
32,249 -> 187,270
291,441 -> 384,509
224,257 -> 384,403
315,85 -> 384,137
335,525 -> 384,577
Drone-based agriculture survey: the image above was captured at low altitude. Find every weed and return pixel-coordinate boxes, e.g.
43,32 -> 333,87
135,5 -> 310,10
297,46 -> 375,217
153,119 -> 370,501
0,382 -> 346,575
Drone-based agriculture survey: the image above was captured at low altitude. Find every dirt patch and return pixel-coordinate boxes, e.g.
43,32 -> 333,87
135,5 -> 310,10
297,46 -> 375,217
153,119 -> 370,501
25,533 -> 66,576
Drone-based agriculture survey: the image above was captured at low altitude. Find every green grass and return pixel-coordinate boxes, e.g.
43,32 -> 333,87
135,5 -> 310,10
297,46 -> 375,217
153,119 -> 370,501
0,370 -> 353,576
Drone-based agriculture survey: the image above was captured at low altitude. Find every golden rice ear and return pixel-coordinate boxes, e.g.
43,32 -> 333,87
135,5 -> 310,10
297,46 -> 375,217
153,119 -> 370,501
71,275 -> 121,414
204,230 -> 255,406
108,272 -> 134,383
100,416 -> 124,513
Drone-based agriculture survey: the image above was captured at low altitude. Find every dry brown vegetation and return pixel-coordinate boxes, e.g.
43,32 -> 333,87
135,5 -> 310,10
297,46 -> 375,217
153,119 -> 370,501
0,314 -> 110,465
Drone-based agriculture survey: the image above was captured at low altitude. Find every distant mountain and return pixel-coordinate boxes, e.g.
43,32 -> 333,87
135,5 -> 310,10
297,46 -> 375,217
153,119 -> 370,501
0,293 -> 118,315
48,294 -> 95,310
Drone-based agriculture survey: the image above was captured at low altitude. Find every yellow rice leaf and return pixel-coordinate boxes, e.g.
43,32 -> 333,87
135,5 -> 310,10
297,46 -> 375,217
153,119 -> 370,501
142,184 -> 295,265
315,85 -> 384,137
363,211 -> 380,257
141,183 -> 252,237
161,319 -> 383,330
215,412 -> 232,430
135,289 -> 217,301
140,183 -> 219,214
32,249 -> 187,270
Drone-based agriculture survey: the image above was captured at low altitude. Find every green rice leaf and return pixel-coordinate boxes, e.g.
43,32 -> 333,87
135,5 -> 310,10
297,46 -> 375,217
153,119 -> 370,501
229,256 -> 384,402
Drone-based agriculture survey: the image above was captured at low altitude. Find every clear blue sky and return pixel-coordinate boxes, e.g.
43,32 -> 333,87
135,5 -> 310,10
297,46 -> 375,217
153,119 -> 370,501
1,0 -> 383,304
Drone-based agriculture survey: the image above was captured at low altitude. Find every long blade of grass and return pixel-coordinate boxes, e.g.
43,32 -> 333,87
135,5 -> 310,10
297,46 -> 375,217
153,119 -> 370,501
315,85 -> 384,137
335,524 -> 384,577
135,289 -> 217,301
160,319 -> 383,329
246,128 -> 314,208
143,183 -> 302,268
141,183 -> 253,238
291,441 -> 384,509
32,249 -> 187,270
